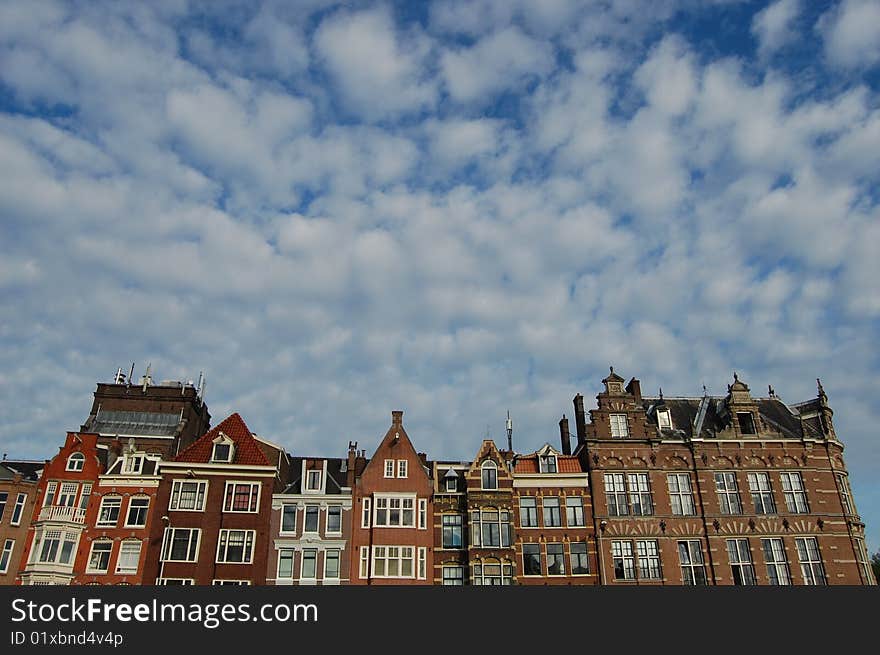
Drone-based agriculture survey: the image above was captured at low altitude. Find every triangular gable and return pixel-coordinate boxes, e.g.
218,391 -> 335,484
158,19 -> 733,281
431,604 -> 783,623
465,440 -> 513,480
174,413 -> 270,466
360,411 -> 430,484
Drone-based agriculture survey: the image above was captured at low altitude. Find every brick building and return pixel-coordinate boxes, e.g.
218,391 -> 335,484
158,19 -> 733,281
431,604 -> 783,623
0,459 -> 42,583
572,368 -> 877,585
431,459 -> 469,584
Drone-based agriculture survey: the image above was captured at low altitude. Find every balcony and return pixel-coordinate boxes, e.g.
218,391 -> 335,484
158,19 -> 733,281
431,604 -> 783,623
38,505 -> 86,524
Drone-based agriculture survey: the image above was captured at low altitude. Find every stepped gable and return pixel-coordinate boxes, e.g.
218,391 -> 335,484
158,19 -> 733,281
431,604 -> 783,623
173,412 -> 270,466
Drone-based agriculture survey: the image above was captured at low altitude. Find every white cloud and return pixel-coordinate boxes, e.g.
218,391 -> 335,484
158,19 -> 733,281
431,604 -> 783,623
818,0 -> 880,70
751,0 -> 800,59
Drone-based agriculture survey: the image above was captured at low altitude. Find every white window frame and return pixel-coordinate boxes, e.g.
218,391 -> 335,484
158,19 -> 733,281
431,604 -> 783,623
726,538 -> 756,585
160,527 -> 201,562
32,528 -> 78,566
542,496 -> 562,527
636,540 -> 662,579
300,548 -> 318,581
384,460 -> 395,478
657,409 -> 672,429
277,549 -> 294,580
522,543 -> 542,576
546,543 -> 565,575
0,539 -> 15,574
780,472 -> 809,514
374,495 -> 416,528
442,514 -> 464,549
325,505 -> 343,535
169,479 -> 208,512
371,545 -> 415,579
124,496 -> 150,528
445,476 -> 457,493
570,542 -> 590,575
795,537 -> 826,586
122,455 -> 144,475
361,498 -> 371,528
715,472 -> 743,515
748,472 -> 776,515
481,460 -> 498,490
66,453 -> 85,472
57,482 -> 78,507
44,481 -> 57,507
306,469 -> 322,491
762,537 -> 791,585
611,541 -> 635,580
96,496 -> 122,527
610,414 -> 629,438
667,473 -> 696,516
520,496 -> 538,527
11,493 -> 27,526
539,454 -> 557,473
0,492 -> 7,522
280,503 -> 297,534
417,547 -> 427,580
303,505 -> 320,533
324,549 -> 341,581
855,537 -> 875,585
215,529 -> 255,564
442,565 -> 464,585
359,546 -> 369,579
836,473 -> 855,515
158,578 -> 194,586
78,483 -> 91,511
471,508 -> 511,548
604,473 -> 628,516
211,437 -> 234,463
397,459 -> 408,478
678,540 -> 707,585
115,540 -> 142,575
418,498 -> 427,530
212,579 -> 250,586
86,540 -> 113,574
223,481 -> 261,513
627,473 -> 654,516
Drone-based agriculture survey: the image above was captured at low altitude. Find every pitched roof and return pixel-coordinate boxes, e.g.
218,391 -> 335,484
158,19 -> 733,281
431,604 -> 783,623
0,460 -> 43,481
283,457 -> 348,494
514,454 -> 583,474
174,413 -> 270,466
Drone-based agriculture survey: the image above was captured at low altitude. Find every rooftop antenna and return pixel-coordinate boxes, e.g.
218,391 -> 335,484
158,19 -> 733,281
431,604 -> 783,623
114,367 -> 125,384
200,374 -> 206,402
128,362 -> 135,387
142,362 -> 152,392
506,411 -> 513,452
197,371 -> 204,395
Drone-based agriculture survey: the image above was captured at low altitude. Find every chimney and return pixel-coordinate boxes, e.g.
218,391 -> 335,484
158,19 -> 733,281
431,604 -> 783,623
626,377 -> 641,400
573,394 -> 587,445
418,453 -> 428,468
392,410 -> 403,426
559,415 -> 571,455
347,441 -> 358,488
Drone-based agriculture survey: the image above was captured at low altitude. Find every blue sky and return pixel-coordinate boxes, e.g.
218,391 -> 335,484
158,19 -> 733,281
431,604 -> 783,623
1,0 -> 879,552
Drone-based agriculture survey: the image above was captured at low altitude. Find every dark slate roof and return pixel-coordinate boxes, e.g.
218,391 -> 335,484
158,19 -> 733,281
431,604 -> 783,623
90,409 -> 182,437
0,460 -> 43,481
283,457 -> 348,494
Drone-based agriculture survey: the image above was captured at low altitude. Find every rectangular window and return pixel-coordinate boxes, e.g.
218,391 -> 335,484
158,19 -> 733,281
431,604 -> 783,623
304,505 -> 319,533
657,409 -> 672,429
371,546 -> 414,578
418,498 -> 427,529
96,497 -> 122,527
636,540 -> 662,579
78,484 -> 92,511
795,537 -> 826,585
212,580 -> 249,586
611,541 -> 635,580
281,504 -> 297,533
59,533 -> 76,564
715,472 -> 743,515
604,473 -> 628,516
855,537 -> 875,585
384,460 -> 395,478
748,473 -> 776,514
0,540 -> 14,574
169,480 -> 208,511
125,497 -> 149,527
35,530 -> 77,565
122,456 -> 143,474
547,543 -> 565,575
667,473 -> 695,516
57,483 -> 78,507
522,543 -> 542,576
359,547 -> 369,579
726,538 -> 756,585
542,497 -> 562,527
762,537 -> 791,585
627,473 -> 653,516
539,455 -> 557,473
278,549 -> 294,579
397,460 -> 408,478
374,496 -> 415,527
87,541 -> 112,573
306,470 -> 321,491
158,578 -> 194,586
418,547 -> 426,580
326,505 -> 342,534
223,482 -> 260,513
115,541 -> 141,574
0,492 -> 7,521
11,493 -> 27,526
161,528 -> 200,562
38,530 -> 61,563
610,414 -> 629,437
738,412 -> 756,435
519,497 -> 538,527
301,549 -> 317,580
570,543 -> 589,575
836,474 -> 855,515
678,540 -> 707,585
442,566 -> 464,585
361,498 -> 371,528
216,529 -> 255,564
442,514 -> 463,548
44,482 -> 57,507
565,496 -> 585,526
324,549 -> 340,580
445,477 -> 457,493
781,472 -> 809,514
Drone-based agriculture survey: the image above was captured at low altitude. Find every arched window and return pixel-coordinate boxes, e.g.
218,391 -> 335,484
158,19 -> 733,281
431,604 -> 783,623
472,557 -> 513,585
481,460 -> 498,490
66,453 -> 85,472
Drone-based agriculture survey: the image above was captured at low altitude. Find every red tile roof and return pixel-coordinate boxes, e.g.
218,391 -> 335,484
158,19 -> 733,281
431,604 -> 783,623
174,413 -> 271,466
515,455 -> 583,474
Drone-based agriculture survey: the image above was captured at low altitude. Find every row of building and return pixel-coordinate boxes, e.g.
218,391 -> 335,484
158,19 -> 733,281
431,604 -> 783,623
0,367 -> 875,586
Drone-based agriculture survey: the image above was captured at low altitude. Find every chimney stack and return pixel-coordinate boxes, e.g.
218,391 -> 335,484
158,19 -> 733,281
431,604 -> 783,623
392,410 -> 403,426
559,415 -> 571,455
573,394 -> 587,445
626,377 -> 642,400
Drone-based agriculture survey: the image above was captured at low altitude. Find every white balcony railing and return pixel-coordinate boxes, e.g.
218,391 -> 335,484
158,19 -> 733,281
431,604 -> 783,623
38,505 -> 86,524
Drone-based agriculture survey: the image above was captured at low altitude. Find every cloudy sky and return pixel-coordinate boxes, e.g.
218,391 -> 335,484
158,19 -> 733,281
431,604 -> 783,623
1,0 -> 879,550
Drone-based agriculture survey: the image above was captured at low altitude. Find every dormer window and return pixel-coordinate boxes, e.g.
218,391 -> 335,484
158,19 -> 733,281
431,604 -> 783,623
481,460 -> 498,490
539,454 -> 557,473
446,477 -> 457,493
66,453 -> 85,472
122,455 -> 143,475
657,409 -> 672,430
212,433 -> 235,463
737,413 -> 756,435
610,414 -> 629,438
306,470 -> 321,491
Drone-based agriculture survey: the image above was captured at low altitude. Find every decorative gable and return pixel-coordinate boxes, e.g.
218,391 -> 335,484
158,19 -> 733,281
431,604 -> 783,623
174,413 -> 270,466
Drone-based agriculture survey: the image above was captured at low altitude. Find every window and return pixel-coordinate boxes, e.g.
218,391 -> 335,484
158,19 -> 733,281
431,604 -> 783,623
481,461 -> 498,490
520,497 -> 538,527
542,497 -> 562,527
122,456 -> 143,475
445,476 -> 457,493
212,580 -> 249,586
216,529 -> 255,564
372,546 -> 414,578
678,540 -> 707,585
281,504 -> 297,533
855,538 -> 875,585
211,442 -> 233,463
278,549 -> 294,579
637,540 -> 662,579
34,529 -> 77,565
565,496 -> 585,526
306,470 -> 321,491
667,473 -> 695,515
326,505 -> 342,534
610,414 -> 629,438
747,473 -> 776,514
737,412 -> 756,435
0,492 -> 6,521
304,505 -> 319,533
726,538 -> 756,585
115,541 -> 141,574
0,540 -> 14,574
442,566 -> 464,585
86,541 -> 112,573
471,508 -> 512,548
301,549 -> 317,580
361,498 -> 371,528
539,454 -> 557,473
78,483 -> 91,511
223,482 -> 260,513
836,474 -> 855,515
523,543 -> 542,576
418,499 -> 427,529
125,497 -> 149,527
57,483 -> 78,507
96,496 -> 122,527
397,460 -> 408,478
169,480 -> 208,511
627,473 -> 654,516
418,547 -> 427,580
604,473 -> 628,516
442,514 -> 463,548
158,578 -> 194,586
570,543 -> 590,575
612,541 -> 635,580
547,543 -> 565,575
10,493 -> 27,526
795,537 -> 826,585
781,472 -> 809,514
66,453 -> 85,471
161,528 -> 200,562
359,547 -> 369,579
657,409 -> 672,429
44,482 -> 57,507
325,549 -> 341,580
472,558 -> 513,585
715,472 -> 743,515
762,538 -> 791,585
384,460 -> 395,478
374,496 -> 415,528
